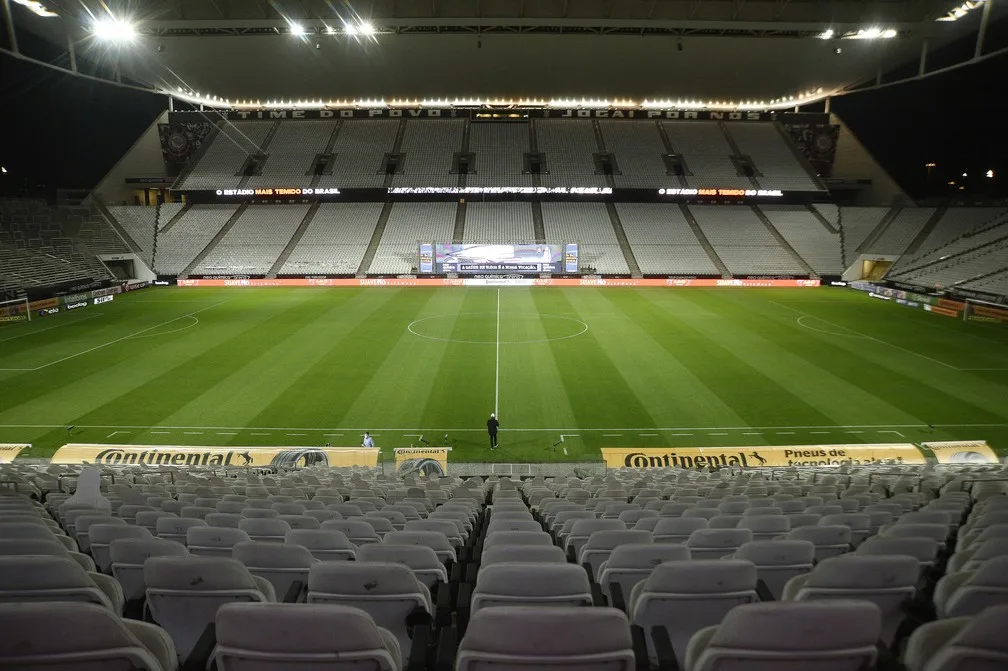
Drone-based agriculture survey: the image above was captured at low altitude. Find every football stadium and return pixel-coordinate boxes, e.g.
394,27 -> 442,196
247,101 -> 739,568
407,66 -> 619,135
1,0 -> 1008,668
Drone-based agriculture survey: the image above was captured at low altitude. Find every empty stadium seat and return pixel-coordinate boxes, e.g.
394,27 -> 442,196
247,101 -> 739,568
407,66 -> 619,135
903,604 -> 1008,671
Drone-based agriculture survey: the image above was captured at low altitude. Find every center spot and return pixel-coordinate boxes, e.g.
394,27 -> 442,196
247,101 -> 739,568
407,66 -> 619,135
407,312 -> 589,345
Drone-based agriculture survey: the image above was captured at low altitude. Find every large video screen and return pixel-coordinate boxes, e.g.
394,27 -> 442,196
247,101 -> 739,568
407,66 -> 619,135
424,243 -> 578,274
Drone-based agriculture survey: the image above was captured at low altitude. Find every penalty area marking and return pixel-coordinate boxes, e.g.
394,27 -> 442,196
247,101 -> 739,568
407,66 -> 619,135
407,311 -> 588,346
0,312 -> 105,344
0,302 -> 226,372
126,315 -> 199,339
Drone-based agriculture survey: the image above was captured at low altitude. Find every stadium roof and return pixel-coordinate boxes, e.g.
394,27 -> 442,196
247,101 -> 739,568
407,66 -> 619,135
8,0 -> 1003,101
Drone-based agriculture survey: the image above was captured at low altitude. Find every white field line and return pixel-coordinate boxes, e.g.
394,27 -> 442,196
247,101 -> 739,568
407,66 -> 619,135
494,288 -> 501,417
1,422 -> 1004,433
0,312 -> 104,344
0,302 -> 226,372
772,300 -> 962,370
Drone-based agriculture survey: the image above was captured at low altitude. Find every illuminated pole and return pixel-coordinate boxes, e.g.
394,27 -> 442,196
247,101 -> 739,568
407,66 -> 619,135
1,0 -> 17,54
918,38 -> 928,76
975,0 -> 993,58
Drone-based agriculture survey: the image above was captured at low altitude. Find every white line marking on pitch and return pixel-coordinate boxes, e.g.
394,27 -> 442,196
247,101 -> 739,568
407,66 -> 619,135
771,300 -> 961,370
184,431 -> 203,435
777,431 -> 796,435
106,430 -> 127,438
603,433 -> 622,437
639,433 -> 659,437
251,432 -> 270,436
879,430 -> 906,437
151,431 -> 170,435
286,433 -> 306,436
216,432 -> 237,435
709,432 -> 728,436
743,432 -> 763,435
0,302 -> 226,372
811,431 -> 830,434
3,422 -> 1004,433
845,430 -> 864,434
494,288 -> 501,417
0,312 -> 104,344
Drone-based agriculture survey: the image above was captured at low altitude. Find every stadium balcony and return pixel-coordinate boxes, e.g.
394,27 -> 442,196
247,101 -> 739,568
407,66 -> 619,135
1,460 -> 1006,670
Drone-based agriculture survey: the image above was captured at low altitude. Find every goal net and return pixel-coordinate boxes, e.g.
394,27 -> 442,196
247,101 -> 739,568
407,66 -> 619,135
0,296 -> 30,323
963,298 -> 1008,325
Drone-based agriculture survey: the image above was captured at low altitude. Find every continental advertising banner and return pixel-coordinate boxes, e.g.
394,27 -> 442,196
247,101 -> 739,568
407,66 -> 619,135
923,441 -> 1000,465
50,444 -> 379,468
602,444 -> 927,470
394,447 -> 450,478
0,444 -> 30,463
178,278 -> 820,289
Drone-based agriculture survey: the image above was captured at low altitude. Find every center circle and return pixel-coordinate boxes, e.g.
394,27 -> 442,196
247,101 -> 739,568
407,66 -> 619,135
408,312 -> 589,345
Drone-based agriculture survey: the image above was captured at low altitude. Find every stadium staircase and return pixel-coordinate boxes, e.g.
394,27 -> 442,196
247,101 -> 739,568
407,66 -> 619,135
900,207 -> 948,257
236,120 -> 281,189
93,198 -> 143,259
170,121 -> 222,190
808,204 -> 839,233
382,120 -> 408,189
356,202 -> 394,276
752,204 -> 818,277
158,202 -> 191,234
856,205 -> 902,254
605,202 -> 642,277
655,121 -> 690,188
591,120 -> 617,191
888,228 -> 1008,279
679,203 -> 730,278
717,122 -> 761,189
457,119 -> 471,189
531,202 -> 546,243
309,120 -> 344,189
528,120 -> 542,189
267,203 -> 321,278
453,201 -> 467,243
179,203 -> 249,277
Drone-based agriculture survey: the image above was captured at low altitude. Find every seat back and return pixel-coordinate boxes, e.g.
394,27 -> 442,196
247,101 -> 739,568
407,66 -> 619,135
733,540 -> 815,600
285,529 -> 356,562
653,517 -> 708,543
939,556 -> 1008,618
472,562 -> 593,613
143,556 -> 271,663
109,538 -> 190,601
598,542 -> 690,602
90,524 -> 153,572
686,528 -> 753,559
905,603 -> 1008,671
579,529 -> 653,578
0,554 -> 111,609
232,541 -> 316,599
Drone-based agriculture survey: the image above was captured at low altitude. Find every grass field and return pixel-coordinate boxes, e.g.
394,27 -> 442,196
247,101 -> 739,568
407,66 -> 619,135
1,285 -> 1007,463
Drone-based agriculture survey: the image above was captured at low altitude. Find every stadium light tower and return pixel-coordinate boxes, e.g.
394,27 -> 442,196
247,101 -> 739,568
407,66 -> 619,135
92,17 -> 136,42
289,22 -> 305,36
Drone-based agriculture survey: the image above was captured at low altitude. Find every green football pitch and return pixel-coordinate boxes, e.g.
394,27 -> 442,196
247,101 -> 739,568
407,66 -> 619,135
1,286 -> 1007,462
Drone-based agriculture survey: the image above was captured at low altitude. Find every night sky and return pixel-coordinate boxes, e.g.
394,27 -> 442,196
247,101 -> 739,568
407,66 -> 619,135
1,17 -> 1005,200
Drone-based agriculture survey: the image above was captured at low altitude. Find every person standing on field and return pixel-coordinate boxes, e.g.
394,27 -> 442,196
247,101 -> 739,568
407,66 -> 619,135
362,432 -> 375,448
487,413 -> 499,450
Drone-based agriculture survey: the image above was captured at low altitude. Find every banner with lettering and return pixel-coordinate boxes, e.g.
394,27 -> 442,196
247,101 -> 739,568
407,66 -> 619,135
601,444 -> 927,469
49,444 -> 379,468
394,447 -> 450,477
0,444 -> 30,463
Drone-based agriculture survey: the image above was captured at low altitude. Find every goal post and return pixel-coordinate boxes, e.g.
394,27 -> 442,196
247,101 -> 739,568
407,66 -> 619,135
963,298 -> 1008,324
0,296 -> 30,323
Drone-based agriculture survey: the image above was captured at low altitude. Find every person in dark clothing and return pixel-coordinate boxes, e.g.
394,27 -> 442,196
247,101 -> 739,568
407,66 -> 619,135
487,413 -> 499,450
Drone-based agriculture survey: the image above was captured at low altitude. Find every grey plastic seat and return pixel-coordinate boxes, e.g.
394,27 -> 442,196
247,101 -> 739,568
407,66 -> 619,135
0,601 -> 178,671
205,513 -> 243,528
732,540 -> 815,600
0,536 -> 96,572
934,555 -> 1008,618
383,530 -> 456,563
598,542 -> 691,602
653,517 -> 708,543
903,603 -> 1008,671
109,538 -> 190,602
405,519 -> 463,548
90,524 -> 153,572
186,526 -> 252,558
307,560 -> 431,656
232,541 -> 317,600
486,518 -> 542,534
787,525 -> 852,561
686,528 -> 753,559
321,519 -> 381,546
884,523 -> 951,548
238,518 -> 292,543
75,514 -> 124,553
738,515 -> 790,541
241,508 -> 280,519
355,543 -> 448,588
481,544 -> 567,570
684,600 -> 882,671
579,529 -> 653,579
144,556 -> 275,663
214,602 -> 403,671
156,517 -> 207,545
782,554 -> 919,645
472,562 -> 593,613
0,554 -> 123,614
857,536 -> 939,572
948,538 -> 1008,573
482,530 -> 553,549
285,529 -> 356,561
630,559 -> 758,663
368,510 -> 408,531
819,513 -> 872,547
457,606 -> 636,671
136,511 -> 178,536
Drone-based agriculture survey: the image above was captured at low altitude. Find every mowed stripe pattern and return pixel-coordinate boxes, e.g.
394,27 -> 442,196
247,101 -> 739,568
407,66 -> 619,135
0,286 -> 1006,461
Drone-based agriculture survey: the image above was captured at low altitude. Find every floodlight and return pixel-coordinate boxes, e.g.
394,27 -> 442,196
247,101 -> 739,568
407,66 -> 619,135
289,22 -> 305,36
325,25 -> 336,34
818,28 -> 834,39
12,0 -> 58,17
359,21 -> 376,36
860,28 -> 882,39
343,22 -> 358,36
881,29 -> 897,38
92,18 -> 136,42
987,170 -> 995,179
962,172 -> 968,177
1,167 -> 7,174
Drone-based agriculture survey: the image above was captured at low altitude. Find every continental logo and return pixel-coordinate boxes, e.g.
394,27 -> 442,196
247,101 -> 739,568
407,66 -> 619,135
394,448 -> 448,456
92,448 -> 241,466
622,450 -> 755,469
604,444 -> 927,469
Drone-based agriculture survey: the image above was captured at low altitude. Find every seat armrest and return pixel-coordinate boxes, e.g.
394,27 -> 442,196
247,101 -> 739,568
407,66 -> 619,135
434,626 -> 458,671
181,622 -> 217,671
651,625 -> 680,671
610,582 -> 628,614
591,582 -> 608,607
407,624 -> 433,671
456,582 -> 472,638
756,579 -> 775,602
631,624 -> 651,671
282,580 -> 304,603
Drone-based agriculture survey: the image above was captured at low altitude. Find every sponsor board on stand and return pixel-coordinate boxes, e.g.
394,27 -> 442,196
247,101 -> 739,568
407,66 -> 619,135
394,447 -> 451,478
0,444 -> 30,463
49,444 -> 380,468
601,444 -> 927,469
177,277 -> 821,288
922,441 -> 1000,464
94,295 -> 114,305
